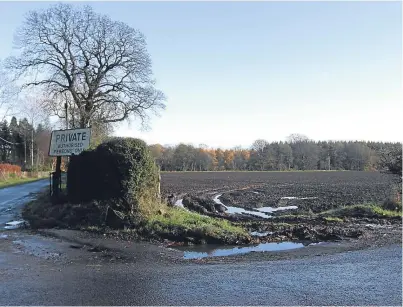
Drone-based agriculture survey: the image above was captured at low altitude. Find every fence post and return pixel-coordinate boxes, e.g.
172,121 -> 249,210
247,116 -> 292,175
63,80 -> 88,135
51,156 -> 61,201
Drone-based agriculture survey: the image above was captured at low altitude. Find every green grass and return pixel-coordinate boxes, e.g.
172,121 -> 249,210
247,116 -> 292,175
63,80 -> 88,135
371,206 -> 402,217
320,204 -> 402,219
273,214 -> 312,219
323,216 -> 344,223
161,170 -> 348,173
143,206 -> 250,244
0,177 -> 46,189
147,207 -> 248,236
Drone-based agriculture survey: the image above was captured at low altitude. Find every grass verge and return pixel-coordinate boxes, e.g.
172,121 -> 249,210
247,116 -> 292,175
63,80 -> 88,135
143,206 -> 250,244
22,189 -> 251,245
319,204 -> 402,219
0,177 -> 46,189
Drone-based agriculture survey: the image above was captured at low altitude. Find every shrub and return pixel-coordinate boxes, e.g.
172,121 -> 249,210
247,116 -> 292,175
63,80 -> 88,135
381,184 -> 402,212
0,163 -> 22,179
67,137 -> 160,218
381,198 -> 402,211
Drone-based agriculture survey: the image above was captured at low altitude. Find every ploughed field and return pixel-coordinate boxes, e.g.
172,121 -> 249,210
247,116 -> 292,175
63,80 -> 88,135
160,171 -> 401,248
161,171 -> 398,213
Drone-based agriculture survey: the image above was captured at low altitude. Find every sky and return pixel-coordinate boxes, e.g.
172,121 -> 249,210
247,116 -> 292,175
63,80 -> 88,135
0,1 -> 401,148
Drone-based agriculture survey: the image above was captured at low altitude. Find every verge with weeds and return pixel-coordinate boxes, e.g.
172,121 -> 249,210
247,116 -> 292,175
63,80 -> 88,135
319,204 -> 402,219
143,206 -> 250,244
323,217 -> 344,223
22,188 -> 251,244
0,177 -> 45,189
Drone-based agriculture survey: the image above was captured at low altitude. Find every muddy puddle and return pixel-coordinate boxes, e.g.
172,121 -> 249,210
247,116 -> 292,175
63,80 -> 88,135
213,194 -> 270,218
256,205 -> 298,213
250,231 -> 273,237
12,237 -> 63,260
281,196 -> 318,200
173,193 -> 311,219
174,199 -> 184,207
213,194 -> 298,218
175,242 -> 306,259
4,220 -> 26,230
225,205 -> 271,218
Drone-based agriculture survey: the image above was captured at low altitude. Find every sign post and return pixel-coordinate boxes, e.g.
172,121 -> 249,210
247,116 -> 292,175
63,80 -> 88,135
49,128 -> 91,199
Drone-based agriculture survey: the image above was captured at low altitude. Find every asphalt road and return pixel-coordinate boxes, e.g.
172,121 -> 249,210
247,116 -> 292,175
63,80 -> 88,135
0,242 -> 401,306
0,180 -> 402,306
0,179 -> 48,225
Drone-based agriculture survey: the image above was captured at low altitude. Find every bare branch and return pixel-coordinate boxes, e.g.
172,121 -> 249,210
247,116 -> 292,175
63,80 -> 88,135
5,3 -> 165,129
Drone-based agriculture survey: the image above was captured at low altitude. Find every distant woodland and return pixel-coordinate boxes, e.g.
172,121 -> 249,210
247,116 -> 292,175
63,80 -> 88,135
0,116 -> 52,170
148,135 -> 402,172
1,120 -> 401,174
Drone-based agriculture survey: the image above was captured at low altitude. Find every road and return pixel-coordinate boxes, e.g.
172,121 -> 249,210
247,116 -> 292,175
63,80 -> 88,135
0,180 -> 402,306
0,179 -> 48,225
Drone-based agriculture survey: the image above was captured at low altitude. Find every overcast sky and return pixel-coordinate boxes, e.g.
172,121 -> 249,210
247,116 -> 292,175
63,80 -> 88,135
0,1 -> 401,148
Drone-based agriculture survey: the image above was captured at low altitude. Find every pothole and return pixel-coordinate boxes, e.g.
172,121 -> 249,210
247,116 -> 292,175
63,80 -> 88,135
88,247 -> 103,253
175,242 -> 306,259
11,237 -> 63,260
69,244 -> 83,249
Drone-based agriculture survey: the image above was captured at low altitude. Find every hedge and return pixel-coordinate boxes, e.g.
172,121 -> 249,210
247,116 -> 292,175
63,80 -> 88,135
67,137 -> 160,218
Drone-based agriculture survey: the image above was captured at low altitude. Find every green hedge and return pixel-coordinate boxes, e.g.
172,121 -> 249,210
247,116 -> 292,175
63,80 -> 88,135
67,137 -> 160,217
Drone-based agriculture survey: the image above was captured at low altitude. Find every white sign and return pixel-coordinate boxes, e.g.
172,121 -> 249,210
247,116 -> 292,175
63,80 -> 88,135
49,128 -> 91,156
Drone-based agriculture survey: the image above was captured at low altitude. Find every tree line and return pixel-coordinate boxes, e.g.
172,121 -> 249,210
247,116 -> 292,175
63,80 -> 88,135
0,116 -> 53,170
148,136 -> 402,172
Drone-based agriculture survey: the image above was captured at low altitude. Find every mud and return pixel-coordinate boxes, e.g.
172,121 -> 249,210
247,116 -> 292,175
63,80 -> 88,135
159,171 -> 401,249
161,171 -> 398,213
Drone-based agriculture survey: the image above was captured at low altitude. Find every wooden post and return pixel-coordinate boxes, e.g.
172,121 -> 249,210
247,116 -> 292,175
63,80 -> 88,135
157,165 -> 161,199
52,156 -> 61,199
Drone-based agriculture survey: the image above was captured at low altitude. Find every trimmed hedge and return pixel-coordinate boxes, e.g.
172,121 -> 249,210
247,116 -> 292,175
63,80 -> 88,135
67,137 -> 160,217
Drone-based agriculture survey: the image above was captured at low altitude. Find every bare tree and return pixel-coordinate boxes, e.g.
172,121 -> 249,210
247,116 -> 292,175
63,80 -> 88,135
19,95 -> 49,168
251,139 -> 268,153
0,61 -> 19,121
286,133 -> 309,143
6,3 -> 165,129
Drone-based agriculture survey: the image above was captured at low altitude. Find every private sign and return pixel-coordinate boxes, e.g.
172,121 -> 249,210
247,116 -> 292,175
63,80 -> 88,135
49,128 -> 91,156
